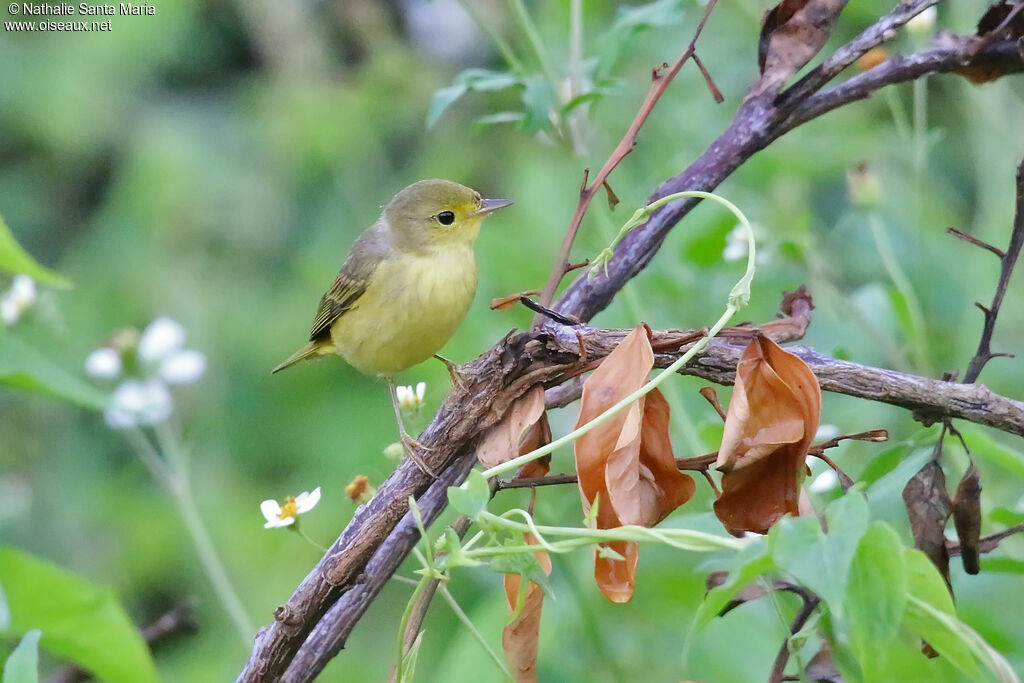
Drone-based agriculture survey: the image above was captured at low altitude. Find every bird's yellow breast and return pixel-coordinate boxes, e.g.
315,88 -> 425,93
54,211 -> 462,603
329,245 -> 478,376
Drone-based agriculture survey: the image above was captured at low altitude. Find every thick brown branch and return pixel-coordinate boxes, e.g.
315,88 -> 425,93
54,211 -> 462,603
554,33 -> 1024,322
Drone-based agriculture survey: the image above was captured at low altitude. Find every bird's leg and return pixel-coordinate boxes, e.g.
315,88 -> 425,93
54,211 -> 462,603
433,354 -> 470,393
387,378 -> 439,478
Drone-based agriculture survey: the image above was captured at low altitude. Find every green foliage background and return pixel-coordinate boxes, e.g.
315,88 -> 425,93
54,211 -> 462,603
1,0 -> 1023,680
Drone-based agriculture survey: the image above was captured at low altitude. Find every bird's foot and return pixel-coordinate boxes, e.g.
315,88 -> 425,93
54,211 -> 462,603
401,433 -> 439,478
434,354 -> 471,393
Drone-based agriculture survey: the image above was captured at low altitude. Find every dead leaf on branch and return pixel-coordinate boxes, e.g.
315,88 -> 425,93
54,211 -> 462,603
503,534 -> 552,683
478,384 -> 546,469
952,460 -> 982,575
754,0 -> 849,96
903,459 -> 952,588
958,0 -> 1024,83
574,325 -> 695,602
713,336 -> 821,536
516,414 -> 553,480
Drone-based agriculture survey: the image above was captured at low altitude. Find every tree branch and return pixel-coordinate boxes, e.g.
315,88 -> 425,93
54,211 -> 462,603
241,3 -> 1024,678
554,34 -> 1024,322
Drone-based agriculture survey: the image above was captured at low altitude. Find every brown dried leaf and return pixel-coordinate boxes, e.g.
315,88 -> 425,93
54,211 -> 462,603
957,1 -> 1024,83
713,336 -> 821,536
516,414 -> 552,480
502,534 -> 552,683
574,325 -> 695,602
755,0 -> 849,94
491,290 -> 543,311
478,385 -> 546,469
952,461 -> 982,575
902,459 -> 952,588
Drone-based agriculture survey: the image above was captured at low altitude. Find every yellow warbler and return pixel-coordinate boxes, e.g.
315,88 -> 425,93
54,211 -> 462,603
273,179 -> 512,474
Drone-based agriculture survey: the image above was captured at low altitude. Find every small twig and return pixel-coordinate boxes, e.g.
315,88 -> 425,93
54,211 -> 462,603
692,52 -> 724,103
699,386 -> 728,420
533,0 -> 720,319
963,155 -> 1024,383
946,227 -> 1006,259
767,595 -> 821,683
516,295 -> 582,326
948,522 -> 1024,557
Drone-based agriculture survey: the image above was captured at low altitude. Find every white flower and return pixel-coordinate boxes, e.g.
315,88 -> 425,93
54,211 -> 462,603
160,349 -> 207,384
103,379 -> 173,429
906,6 -> 936,36
1,275 -> 37,326
808,469 -> 839,493
396,381 -> 426,411
85,347 -> 123,379
261,487 -> 322,528
138,317 -> 186,363
722,225 -> 749,262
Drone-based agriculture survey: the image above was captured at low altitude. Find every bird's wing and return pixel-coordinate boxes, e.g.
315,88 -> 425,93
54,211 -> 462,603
308,225 -> 389,341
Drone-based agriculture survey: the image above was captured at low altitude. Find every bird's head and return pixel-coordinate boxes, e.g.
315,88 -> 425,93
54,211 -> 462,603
383,179 -> 512,250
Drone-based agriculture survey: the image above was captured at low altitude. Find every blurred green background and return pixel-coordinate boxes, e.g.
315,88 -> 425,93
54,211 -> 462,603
2,0 -> 1024,680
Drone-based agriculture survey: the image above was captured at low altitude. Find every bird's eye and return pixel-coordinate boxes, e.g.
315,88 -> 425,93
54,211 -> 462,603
436,211 -> 455,226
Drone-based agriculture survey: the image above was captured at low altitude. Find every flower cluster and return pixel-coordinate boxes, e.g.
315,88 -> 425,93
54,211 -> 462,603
1,275 -> 37,326
86,317 -> 207,429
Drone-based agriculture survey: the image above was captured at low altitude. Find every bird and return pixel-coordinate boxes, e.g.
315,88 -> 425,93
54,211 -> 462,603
273,179 -> 512,475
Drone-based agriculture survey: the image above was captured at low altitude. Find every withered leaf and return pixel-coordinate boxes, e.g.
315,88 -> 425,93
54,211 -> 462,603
755,0 -> 849,95
952,461 -> 982,575
516,414 -> 552,480
575,325 -> 695,602
478,385 -> 546,469
713,336 -> 821,536
903,459 -> 952,588
503,534 -> 552,683
491,290 -> 543,311
957,1 -> 1024,83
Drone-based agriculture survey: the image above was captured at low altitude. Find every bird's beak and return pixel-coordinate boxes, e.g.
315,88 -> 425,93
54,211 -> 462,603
476,198 -> 514,216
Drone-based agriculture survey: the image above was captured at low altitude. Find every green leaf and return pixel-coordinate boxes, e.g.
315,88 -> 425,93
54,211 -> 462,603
426,69 -> 522,128
447,470 -> 489,520
844,521 -> 908,680
771,491 -> 869,615
0,548 -> 158,683
3,630 -> 40,683
488,550 -> 553,597
426,84 -> 468,129
902,549 -> 985,681
0,334 -> 108,410
0,217 -> 70,289
520,76 -> 556,133
398,630 -> 424,683
694,539 -> 773,629
473,112 -> 526,126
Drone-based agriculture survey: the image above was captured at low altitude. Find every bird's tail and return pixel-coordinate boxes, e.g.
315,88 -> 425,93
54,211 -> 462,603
272,341 -> 334,374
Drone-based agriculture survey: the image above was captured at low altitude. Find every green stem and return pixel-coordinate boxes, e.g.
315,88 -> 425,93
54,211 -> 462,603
867,212 -> 931,374
395,574 -> 431,683
508,0 -> 560,90
482,190 -> 756,480
127,427 -> 254,647
294,526 -> 329,553
171,487 -> 255,645
597,211 -> 706,456
912,77 -> 927,180
455,0 -> 524,72
438,585 -> 512,680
